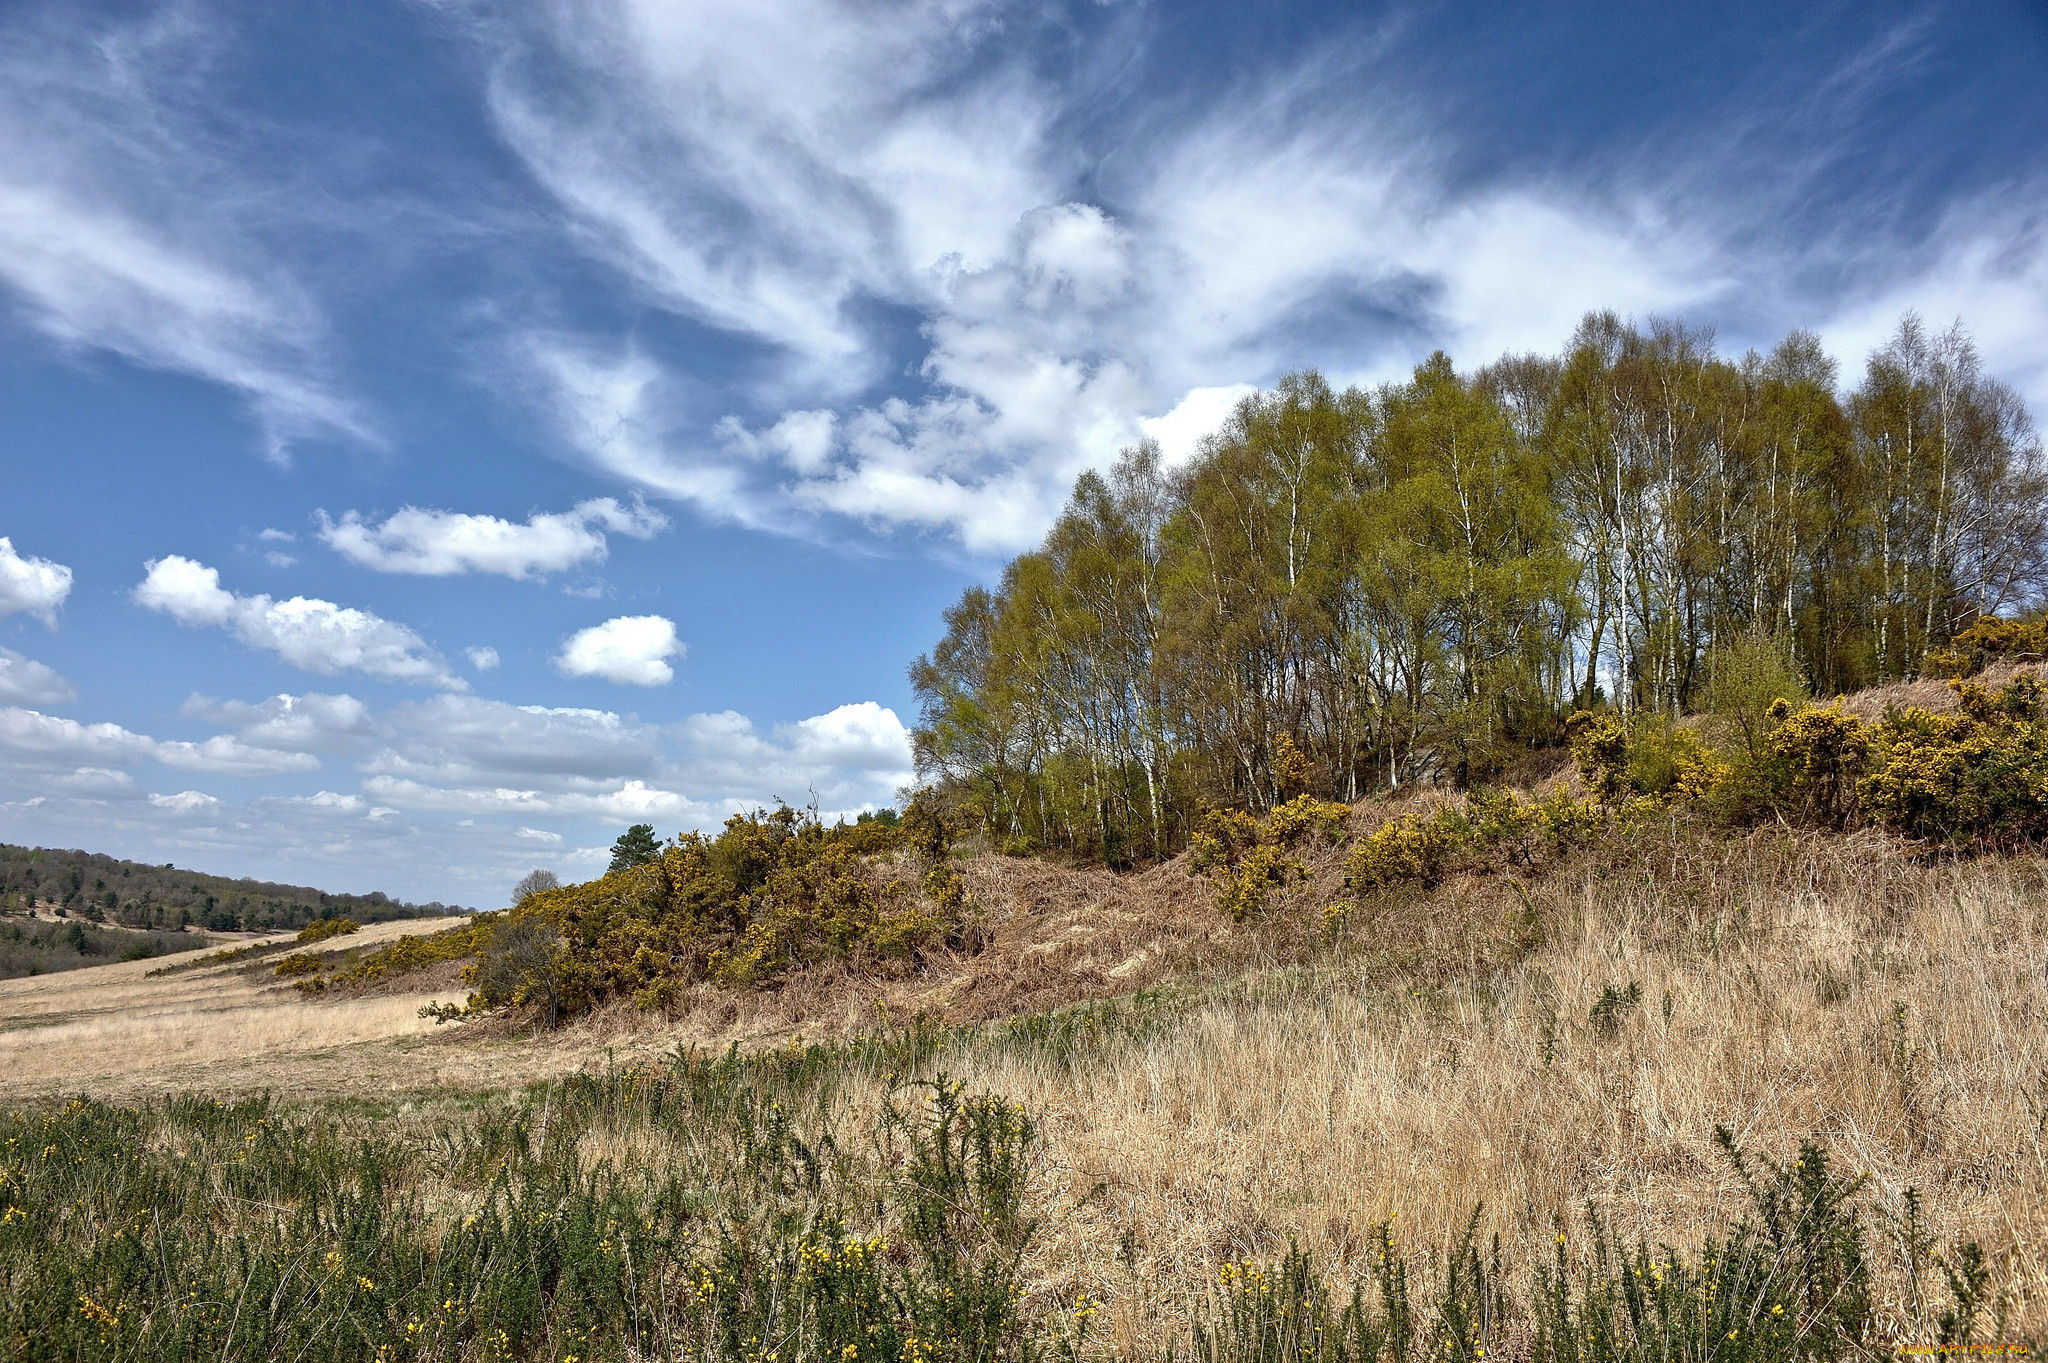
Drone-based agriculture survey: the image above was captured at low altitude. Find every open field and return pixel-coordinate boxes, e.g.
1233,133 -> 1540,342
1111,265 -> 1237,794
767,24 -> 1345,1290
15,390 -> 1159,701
0,916 -> 471,1097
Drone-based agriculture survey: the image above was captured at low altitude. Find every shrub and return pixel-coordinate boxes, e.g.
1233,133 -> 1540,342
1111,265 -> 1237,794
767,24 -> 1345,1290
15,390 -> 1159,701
420,804 -> 965,1024
294,917 -> 359,945
1923,614 -> 2048,679
271,951 -> 324,978
1569,712 -> 1726,807
1343,789 -> 1601,898
1191,796 -> 1350,920
1857,676 -> 2048,844
1758,701 -> 1874,830
1703,632 -> 1810,764
1346,812 -> 1456,892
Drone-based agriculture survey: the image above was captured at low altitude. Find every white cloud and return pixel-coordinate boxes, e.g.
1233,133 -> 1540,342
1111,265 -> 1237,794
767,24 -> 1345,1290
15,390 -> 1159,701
258,528 -> 295,543
1815,198 -> 2048,414
154,734 -> 321,777
0,538 -> 72,622
148,789 -> 221,815
466,646 -> 500,671
181,691 -> 377,753
317,497 -> 667,578
134,556 -> 463,689
780,701 -> 915,774
365,694 -> 668,785
49,766 -> 134,795
1140,384 -> 1258,467
0,706 -> 155,770
553,614 -> 683,686
471,5 -> 2048,557
0,647 -> 77,706
264,551 -> 298,569
522,337 -> 761,525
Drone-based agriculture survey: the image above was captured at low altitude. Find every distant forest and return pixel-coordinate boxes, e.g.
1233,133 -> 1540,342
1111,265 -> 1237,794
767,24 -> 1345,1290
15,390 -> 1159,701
911,312 -> 2047,864
0,844 -> 460,934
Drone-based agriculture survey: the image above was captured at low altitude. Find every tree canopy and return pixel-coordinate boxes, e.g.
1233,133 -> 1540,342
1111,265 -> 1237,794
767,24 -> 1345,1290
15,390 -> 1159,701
911,312 -> 2047,865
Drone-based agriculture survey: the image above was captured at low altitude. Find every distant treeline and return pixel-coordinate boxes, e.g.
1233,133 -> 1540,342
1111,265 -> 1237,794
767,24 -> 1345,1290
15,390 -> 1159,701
0,844 -> 460,934
0,918 -> 217,981
911,312 -> 2047,864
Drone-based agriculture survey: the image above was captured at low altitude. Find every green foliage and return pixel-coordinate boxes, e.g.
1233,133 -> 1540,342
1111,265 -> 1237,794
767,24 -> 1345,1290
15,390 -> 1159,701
1345,813 -> 1455,893
0,912 -> 213,981
1586,983 -> 1641,1040
1567,713 -> 1726,807
330,919 -> 499,991
1191,796 -> 1349,921
1343,789 -> 1602,898
914,315 -> 2048,867
1857,676 -> 2048,844
1923,614 -> 2048,679
1184,1134 -> 1910,1363
0,1053 -> 1999,1363
606,823 -> 662,875
1703,632 -> 1810,765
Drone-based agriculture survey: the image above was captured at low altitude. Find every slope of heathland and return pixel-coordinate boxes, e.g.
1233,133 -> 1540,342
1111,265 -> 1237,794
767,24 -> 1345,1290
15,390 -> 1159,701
0,670 -> 2043,1356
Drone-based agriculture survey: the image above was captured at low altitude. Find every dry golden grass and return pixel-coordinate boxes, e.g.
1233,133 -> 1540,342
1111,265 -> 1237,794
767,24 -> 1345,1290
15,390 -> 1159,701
0,916 -> 468,1098
974,829 -> 2046,1347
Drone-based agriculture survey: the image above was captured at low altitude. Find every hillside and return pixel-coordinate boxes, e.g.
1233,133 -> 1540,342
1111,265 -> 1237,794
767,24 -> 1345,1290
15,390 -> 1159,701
0,842 -> 464,935
0,669 -> 2042,1350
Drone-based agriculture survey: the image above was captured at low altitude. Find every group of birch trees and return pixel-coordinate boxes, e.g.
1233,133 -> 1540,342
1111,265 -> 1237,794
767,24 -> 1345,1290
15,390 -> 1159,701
909,312 -> 2047,864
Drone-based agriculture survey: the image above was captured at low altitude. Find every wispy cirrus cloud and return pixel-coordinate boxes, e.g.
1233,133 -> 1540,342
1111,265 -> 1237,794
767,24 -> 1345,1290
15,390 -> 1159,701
0,5 -> 365,452
455,1 -> 2046,555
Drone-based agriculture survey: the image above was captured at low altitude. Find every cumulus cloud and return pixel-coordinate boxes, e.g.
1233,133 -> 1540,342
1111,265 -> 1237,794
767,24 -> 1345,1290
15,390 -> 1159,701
0,647 -> 77,706
0,538 -> 72,622
365,694 -> 668,785
147,789 -> 221,815
0,700 -> 315,778
181,691 -> 377,754
0,689 -> 913,902
134,556 -> 463,688
0,706 -> 155,770
154,734 -> 321,777
553,615 -> 683,686
317,497 -> 668,578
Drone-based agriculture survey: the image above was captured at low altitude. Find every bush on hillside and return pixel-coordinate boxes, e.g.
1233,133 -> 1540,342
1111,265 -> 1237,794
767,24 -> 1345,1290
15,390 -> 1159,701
294,917 -> 359,945
1564,675 -> 2048,849
1922,614 -> 2048,679
1343,788 -> 1600,896
1189,795 -> 1349,920
415,804 -> 963,1025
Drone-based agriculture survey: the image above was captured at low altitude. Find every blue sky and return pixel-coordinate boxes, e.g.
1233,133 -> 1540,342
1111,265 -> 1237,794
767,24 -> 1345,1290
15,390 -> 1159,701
1,0 -> 2044,906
